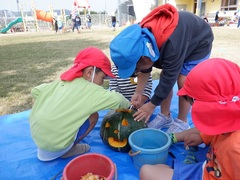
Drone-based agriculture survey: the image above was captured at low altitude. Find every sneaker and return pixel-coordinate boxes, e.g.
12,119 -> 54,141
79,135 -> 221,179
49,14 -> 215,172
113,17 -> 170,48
61,144 -> 90,159
166,118 -> 190,133
148,113 -> 173,129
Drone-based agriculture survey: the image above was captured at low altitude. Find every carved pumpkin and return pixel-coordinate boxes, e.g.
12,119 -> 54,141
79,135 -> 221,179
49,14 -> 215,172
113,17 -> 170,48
100,108 -> 147,152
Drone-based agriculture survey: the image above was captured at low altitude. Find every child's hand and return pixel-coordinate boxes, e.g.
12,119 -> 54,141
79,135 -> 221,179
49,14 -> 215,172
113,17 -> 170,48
131,92 -> 142,109
133,102 -> 155,123
184,133 -> 203,148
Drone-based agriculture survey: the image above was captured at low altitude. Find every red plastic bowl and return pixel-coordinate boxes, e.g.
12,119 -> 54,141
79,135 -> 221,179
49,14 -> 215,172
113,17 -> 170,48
62,153 -> 115,180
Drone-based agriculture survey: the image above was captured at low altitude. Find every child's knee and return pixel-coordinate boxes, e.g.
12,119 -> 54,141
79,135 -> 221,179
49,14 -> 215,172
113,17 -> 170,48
140,164 -> 152,179
89,112 -> 99,124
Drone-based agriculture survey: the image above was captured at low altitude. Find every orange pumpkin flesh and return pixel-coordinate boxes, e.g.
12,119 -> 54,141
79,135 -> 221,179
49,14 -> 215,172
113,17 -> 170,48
108,137 -> 128,148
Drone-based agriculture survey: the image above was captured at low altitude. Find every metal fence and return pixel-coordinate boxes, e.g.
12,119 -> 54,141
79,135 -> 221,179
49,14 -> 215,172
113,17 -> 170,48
0,0 -> 138,31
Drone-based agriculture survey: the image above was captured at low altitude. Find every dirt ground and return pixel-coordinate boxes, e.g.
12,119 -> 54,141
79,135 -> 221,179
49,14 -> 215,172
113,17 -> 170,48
0,25 -> 239,115
148,26 -> 240,75
104,25 -> 240,66
209,26 -> 240,65
104,25 -> 240,74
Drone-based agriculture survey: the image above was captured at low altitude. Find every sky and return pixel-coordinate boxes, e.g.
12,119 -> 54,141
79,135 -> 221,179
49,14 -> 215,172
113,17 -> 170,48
0,0 -> 118,14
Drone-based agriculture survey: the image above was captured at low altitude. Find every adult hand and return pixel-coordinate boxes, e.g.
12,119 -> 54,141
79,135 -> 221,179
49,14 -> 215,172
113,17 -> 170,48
184,133 -> 203,147
133,101 -> 156,123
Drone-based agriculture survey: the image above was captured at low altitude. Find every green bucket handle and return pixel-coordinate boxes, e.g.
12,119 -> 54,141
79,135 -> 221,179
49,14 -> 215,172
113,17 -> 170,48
128,149 -> 141,156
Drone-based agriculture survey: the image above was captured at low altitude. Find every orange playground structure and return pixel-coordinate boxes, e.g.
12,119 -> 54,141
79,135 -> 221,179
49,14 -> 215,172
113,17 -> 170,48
35,10 -> 53,22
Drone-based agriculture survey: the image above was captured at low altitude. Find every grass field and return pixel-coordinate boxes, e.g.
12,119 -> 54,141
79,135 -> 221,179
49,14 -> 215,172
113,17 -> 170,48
0,26 -> 240,115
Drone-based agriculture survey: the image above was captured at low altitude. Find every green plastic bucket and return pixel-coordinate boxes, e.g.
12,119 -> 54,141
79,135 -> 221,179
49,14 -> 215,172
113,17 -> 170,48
128,128 -> 171,170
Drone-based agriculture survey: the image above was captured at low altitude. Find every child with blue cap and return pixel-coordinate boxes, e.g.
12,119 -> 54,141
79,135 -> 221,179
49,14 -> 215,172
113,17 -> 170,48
110,3 -> 214,133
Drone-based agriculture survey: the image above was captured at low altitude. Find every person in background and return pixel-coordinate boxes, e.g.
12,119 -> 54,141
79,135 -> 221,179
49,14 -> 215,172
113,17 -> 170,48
236,11 -> 240,28
71,14 -> 76,32
140,58 -> 240,180
110,65 -> 152,107
73,14 -> 81,33
57,19 -> 63,34
53,18 -> 58,34
110,3 -> 214,133
86,14 -> 92,30
112,15 -> 117,31
215,11 -> 219,26
29,47 -> 130,161
238,17 -> 240,29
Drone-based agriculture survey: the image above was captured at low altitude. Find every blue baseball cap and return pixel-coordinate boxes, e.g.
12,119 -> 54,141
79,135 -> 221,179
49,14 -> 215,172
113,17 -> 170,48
110,24 -> 159,78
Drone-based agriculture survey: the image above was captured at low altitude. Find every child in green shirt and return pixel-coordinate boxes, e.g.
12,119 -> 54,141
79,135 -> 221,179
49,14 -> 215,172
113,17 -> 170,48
29,47 -> 130,161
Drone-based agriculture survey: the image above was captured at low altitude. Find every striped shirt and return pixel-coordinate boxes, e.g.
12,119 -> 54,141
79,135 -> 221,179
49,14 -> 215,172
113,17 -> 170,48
110,65 -> 152,100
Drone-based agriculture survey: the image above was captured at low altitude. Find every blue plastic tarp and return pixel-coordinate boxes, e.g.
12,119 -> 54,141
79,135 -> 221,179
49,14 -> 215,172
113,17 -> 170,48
0,80 -> 193,180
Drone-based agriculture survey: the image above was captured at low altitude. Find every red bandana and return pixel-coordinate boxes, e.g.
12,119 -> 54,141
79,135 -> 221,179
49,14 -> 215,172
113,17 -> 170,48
140,4 -> 179,48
